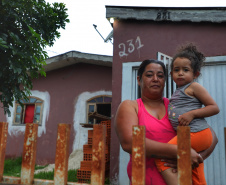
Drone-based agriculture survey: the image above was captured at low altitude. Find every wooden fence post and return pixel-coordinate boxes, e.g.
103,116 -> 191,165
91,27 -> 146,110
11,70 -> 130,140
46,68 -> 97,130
0,122 -> 8,181
131,126 -> 146,185
177,126 -> 192,185
21,123 -> 38,185
91,124 -> 106,185
54,124 -> 71,185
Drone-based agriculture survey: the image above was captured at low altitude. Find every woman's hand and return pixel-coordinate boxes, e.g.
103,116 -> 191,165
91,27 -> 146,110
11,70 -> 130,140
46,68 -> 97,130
191,148 -> 203,169
161,147 -> 203,172
161,158 -> 177,173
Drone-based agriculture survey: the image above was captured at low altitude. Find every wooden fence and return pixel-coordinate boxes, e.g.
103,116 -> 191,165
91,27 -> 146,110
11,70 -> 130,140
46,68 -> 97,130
0,122 -> 192,185
0,122 -> 106,185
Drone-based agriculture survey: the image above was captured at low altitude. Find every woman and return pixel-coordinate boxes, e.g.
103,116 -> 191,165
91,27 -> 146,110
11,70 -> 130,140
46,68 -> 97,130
114,59 -> 218,184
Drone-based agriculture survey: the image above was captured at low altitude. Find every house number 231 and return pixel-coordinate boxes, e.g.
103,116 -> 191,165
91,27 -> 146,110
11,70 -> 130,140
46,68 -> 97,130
118,36 -> 144,58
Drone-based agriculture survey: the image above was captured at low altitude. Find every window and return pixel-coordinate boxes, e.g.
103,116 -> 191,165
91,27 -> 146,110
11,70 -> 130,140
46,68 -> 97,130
14,97 -> 43,125
157,52 -> 175,98
87,95 -> 112,124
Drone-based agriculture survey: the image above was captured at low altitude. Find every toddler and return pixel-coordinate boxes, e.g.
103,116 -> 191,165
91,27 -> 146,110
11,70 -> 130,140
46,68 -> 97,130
155,43 -> 220,185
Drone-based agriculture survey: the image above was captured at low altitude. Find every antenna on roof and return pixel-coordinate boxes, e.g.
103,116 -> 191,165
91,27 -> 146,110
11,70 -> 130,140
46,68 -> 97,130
93,24 -> 113,44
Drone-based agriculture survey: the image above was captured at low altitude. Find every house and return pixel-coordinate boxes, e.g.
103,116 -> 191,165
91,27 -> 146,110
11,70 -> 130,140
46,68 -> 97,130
0,50 -> 112,165
106,4 -> 226,185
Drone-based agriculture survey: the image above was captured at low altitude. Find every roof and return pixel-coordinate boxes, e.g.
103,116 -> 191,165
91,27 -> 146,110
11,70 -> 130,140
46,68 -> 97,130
106,6 -> 226,23
44,50 -> 112,72
105,0 -> 226,8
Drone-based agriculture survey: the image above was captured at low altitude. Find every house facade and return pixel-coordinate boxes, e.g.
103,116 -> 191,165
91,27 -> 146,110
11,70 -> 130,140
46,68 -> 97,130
0,51 -> 112,165
106,5 -> 226,185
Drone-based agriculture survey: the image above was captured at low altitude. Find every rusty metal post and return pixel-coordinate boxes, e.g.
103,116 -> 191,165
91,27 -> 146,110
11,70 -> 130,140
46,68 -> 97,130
131,126 -> 146,185
177,126 -> 192,185
21,123 -> 38,185
54,124 -> 71,185
91,124 -> 106,185
0,122 -> 8,181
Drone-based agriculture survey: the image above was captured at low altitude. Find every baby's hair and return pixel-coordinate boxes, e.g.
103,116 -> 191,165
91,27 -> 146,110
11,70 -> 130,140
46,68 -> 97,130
171,43 -> 205,75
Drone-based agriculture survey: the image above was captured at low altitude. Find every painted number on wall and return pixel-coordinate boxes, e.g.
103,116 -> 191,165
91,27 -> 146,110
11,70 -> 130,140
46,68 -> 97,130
156,10 -> 171,20
118,36 -> 144,58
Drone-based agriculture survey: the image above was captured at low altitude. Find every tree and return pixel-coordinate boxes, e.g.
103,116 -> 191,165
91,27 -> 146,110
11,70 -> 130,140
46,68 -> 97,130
0,0 -> 69,114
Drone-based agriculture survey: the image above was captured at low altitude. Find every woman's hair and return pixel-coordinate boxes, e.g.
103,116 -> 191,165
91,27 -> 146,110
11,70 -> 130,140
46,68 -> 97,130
137,59 -> 166,80
171,43 -> 205,74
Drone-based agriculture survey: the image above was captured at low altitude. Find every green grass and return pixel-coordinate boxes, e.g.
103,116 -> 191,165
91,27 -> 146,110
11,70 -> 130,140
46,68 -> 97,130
3,157 -> 77,181
33,169 -> 79,182
3,157 -> 110,184
3,157 -> 47,177
3,157 -> 22,177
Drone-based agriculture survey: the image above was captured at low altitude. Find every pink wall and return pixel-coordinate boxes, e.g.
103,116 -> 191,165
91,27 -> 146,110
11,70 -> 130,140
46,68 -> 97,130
3,63 -> 112,164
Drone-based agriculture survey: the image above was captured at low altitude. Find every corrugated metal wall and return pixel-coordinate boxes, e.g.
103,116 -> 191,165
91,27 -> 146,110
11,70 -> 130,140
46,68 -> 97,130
198,62 -> 226,185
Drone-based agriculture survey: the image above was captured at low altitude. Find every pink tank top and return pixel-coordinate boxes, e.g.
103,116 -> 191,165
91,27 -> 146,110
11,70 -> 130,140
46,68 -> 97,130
127,98 -> 176,185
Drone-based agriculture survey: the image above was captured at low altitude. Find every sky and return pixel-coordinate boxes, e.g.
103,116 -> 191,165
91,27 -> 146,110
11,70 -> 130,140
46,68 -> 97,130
45,0 -> 226,58
45,0 -> 113,58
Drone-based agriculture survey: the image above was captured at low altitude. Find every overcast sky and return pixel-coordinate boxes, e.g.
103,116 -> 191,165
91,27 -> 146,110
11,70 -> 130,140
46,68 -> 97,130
45,0 -> 226,58
45,0 -> 113,58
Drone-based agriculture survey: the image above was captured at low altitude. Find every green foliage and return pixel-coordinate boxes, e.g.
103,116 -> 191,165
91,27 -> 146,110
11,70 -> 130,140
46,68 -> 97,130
0,0 -> 69,114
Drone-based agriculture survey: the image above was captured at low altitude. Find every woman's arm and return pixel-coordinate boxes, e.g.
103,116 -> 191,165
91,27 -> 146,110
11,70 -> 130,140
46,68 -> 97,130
199,125 -> 218,160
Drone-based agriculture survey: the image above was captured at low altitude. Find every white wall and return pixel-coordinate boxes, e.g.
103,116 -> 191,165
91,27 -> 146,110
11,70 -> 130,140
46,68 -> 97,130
72,90 -> 112,151
6,90 -> 50,137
